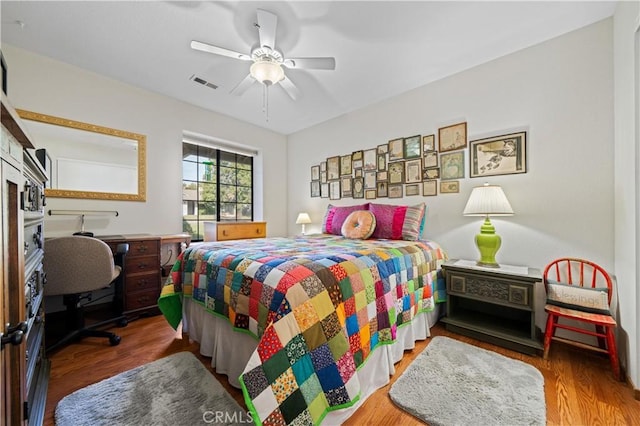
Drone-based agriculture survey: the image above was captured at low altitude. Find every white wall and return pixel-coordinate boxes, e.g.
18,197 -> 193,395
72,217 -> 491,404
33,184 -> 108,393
613,0 -> 640,390
3,45 -> 289,238
288,18 -> 620,364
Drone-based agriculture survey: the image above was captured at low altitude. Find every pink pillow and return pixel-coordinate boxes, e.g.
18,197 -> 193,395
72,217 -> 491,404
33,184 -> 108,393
322,203 -> 370,235
341,211 -> 376,239
369,203 -> 426,240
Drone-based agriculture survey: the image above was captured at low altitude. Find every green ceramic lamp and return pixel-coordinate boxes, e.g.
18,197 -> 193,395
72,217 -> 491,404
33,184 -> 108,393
463,183 -> 514,267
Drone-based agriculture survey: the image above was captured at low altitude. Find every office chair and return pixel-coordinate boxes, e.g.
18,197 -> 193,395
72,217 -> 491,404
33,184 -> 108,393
44,235 -> 129,353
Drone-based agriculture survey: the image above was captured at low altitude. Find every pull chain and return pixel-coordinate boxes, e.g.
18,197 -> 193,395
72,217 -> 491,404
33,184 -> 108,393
262,84 -> 270,122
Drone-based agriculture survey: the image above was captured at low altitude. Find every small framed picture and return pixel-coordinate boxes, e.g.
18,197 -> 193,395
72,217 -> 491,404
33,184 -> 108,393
388,161 -> 404,184
341,176 -> 353,197
353,177 -> 364,198
388,184 -> 403,198
423,151 -> 438,169
377,171 -> 388,181
320,161 -> 327,172
423,180 -> 437,196
403,135 -> 422,159
320,171 -> 327,183
311,165 -> 320,181
377,144 -> 389,155
354,169 -> 363,178
327,156 -> 341,180
388,138 -> 404,161
365,189 -> 377,200
405,183 -> 420,196
440,180 -> 460,194
311,180 -> 321,197
340,154 -> 352,176
377,154 -> 387,171
363,149 -> 377,171
422,134 -> 435,152
469,131 -> 527,177
377,181 -> 388,197
423,167 -> 440,180
440,151 -> 465,180
329,180 -> 341,200
321,183 -> 329,198
404,158 -> 422,184
438,122 -> 467,152
352,150 -> 364,169
364,171 -> 376,189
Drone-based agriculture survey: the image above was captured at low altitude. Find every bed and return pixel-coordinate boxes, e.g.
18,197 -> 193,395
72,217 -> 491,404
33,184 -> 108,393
159,233 -> 447,425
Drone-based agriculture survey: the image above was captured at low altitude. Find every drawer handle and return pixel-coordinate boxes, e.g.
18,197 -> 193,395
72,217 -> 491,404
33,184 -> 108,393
137,263 -> 148,269
137,246 -> 148,253
137,296 -> 150,303
256,229 -> 261,234
136,279 -> 148,287
222,230 -> 228,236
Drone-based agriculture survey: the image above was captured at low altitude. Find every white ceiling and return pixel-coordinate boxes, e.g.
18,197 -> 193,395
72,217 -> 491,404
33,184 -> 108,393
1,1 -> 617,135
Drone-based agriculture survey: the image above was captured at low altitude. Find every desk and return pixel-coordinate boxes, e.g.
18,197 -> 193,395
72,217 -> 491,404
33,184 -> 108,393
97,233 -> 190,319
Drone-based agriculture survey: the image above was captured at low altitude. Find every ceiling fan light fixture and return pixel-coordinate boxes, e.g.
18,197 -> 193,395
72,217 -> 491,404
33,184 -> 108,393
250,59 -> 284,86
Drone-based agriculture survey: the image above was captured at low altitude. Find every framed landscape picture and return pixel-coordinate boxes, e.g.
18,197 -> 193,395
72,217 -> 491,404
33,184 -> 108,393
403,135 -> 422,159
440,180 -> 460,194
438,122 -> 467,152
405,183 -> 420,196
388,184 -> 403,198
469,131 -> 527,177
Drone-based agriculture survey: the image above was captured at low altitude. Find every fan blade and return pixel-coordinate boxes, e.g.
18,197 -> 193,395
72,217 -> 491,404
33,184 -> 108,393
191,40 -> 251,61
257,9 -> 277,50
279,76 -> 301,101
230,73 -> 255,96
283,57 -> 336,70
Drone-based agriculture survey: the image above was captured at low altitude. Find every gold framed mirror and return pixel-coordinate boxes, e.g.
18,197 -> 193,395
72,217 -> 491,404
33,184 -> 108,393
17,109 -> 146,201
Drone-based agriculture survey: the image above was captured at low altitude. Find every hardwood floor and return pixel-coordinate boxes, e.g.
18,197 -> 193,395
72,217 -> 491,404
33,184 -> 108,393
44,315 -> 639,426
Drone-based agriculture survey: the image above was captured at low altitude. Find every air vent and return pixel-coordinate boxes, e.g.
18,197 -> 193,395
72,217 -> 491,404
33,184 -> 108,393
189,74 -> 218,90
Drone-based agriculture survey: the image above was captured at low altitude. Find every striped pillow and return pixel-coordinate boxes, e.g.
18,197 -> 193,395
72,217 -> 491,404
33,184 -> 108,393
369,202 -> 426,240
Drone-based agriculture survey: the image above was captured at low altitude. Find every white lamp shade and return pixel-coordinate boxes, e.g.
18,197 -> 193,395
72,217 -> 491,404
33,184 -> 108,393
463,184 -> 514,216
295,212 -> 312,225
250,60 -> 285,85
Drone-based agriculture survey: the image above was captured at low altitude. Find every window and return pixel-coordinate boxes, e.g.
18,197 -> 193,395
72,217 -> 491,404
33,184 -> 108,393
182,142 -> 253,241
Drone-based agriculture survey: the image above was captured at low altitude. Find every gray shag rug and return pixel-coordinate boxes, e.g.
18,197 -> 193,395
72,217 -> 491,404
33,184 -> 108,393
55,351 -> 248,426
389,336 -> 546,426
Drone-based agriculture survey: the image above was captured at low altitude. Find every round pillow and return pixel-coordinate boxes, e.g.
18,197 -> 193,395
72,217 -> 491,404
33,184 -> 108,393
341,210 -> 376,239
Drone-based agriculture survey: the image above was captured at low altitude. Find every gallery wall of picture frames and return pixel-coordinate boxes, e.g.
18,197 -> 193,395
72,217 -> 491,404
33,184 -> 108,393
309,121 -> 527,200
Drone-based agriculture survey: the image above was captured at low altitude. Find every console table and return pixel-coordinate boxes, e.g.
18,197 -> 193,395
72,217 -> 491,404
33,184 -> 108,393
441,259 -> 543,355
97,233 -> 190,319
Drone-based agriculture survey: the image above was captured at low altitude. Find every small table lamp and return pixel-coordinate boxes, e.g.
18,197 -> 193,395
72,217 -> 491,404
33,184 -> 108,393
463,183 -> 514,267
295,212 -> 312,235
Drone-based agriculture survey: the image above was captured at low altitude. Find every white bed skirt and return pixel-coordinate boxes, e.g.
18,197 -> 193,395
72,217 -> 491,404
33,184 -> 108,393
182,299 -> 441,425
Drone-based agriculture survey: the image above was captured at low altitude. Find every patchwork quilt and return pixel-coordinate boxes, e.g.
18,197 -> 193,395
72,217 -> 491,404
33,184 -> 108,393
158,234 -> 447,425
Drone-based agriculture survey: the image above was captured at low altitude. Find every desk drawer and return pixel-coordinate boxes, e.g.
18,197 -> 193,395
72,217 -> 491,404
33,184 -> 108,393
126,271 -> 158,292
125,288 -> 159,311
447,273 -> 531,308
127,240 -> 160,258
126,254 -> 159,274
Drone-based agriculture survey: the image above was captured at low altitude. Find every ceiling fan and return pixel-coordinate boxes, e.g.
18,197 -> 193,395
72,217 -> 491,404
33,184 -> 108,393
190,8 -> 336,101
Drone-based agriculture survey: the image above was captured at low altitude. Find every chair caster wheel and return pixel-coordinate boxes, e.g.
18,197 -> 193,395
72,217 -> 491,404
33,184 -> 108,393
117,318 -> 128,327
109,335 -> 121,346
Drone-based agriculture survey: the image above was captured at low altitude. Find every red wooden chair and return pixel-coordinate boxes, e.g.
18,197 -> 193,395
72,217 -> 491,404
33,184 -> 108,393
542,258 -> 621,381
